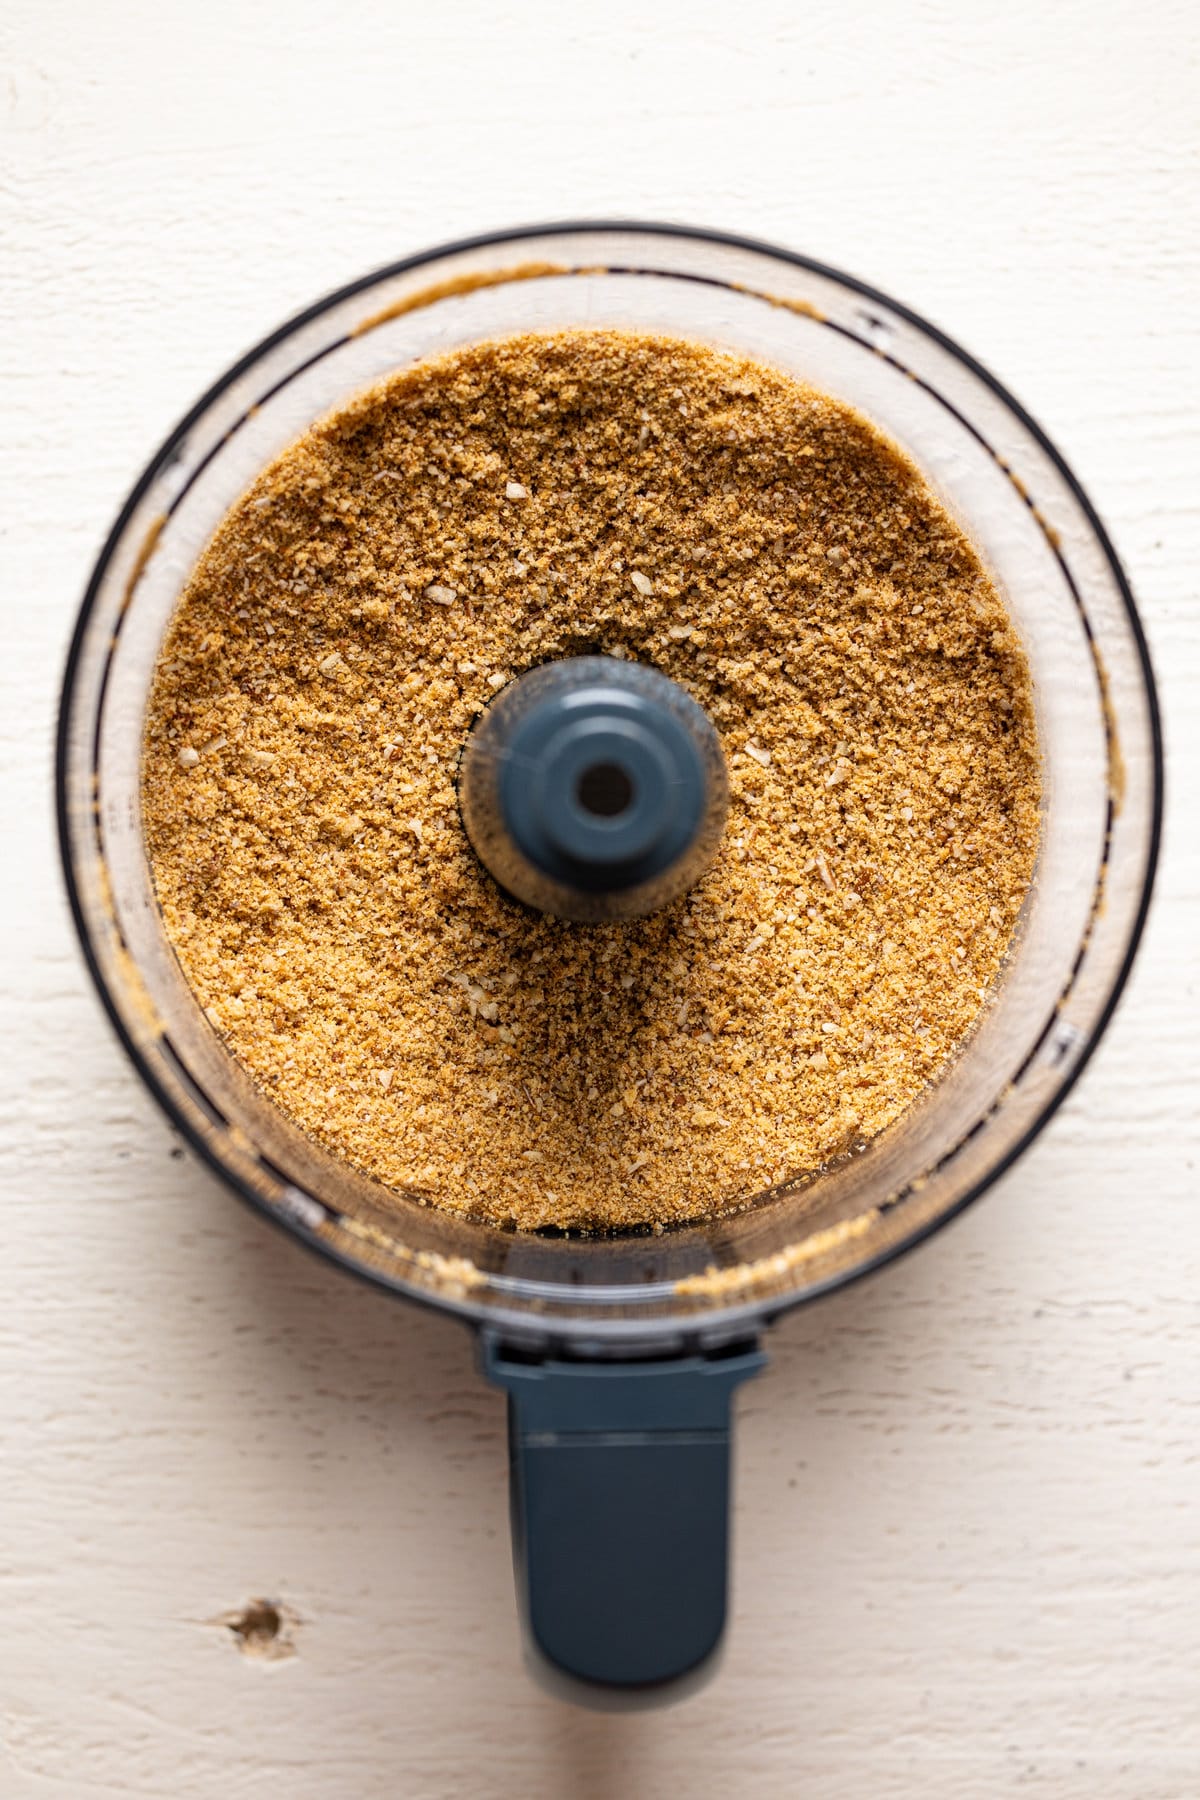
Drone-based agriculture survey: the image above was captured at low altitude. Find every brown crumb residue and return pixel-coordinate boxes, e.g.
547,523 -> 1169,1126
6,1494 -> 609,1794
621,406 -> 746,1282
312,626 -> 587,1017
674,1206 -> 881,1298
350,261 -> 567,338
142,329 -> 1040,1232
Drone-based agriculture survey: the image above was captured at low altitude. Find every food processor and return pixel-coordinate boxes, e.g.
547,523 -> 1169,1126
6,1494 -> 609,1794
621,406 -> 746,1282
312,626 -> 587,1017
56,223 -> 1162,1709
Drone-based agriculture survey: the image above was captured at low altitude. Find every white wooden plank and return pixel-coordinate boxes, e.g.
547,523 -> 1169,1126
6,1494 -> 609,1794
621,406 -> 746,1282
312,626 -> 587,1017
2,0 -> 1197,1792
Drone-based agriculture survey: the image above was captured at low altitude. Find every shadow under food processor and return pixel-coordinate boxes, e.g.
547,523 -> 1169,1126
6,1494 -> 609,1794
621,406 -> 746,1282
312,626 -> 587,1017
56,223 -> 1162,1708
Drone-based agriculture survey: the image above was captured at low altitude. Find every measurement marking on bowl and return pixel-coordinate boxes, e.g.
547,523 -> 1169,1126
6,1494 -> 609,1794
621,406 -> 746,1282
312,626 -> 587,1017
275,1183 -> 327,1229
1048,1020 -> 1083,1066
859,311 -> 893,350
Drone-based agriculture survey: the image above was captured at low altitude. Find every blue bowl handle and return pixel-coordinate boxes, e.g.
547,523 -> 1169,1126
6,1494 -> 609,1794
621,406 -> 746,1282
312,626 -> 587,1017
483,1338 -> 765,1709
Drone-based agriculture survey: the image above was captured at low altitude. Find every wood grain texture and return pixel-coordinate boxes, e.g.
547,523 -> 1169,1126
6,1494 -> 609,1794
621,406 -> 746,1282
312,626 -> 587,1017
1,0 -> 1197,1793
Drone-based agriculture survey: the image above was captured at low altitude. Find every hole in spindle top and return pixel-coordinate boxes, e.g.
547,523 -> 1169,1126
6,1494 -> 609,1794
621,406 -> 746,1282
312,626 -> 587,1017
576,761 -> 635,817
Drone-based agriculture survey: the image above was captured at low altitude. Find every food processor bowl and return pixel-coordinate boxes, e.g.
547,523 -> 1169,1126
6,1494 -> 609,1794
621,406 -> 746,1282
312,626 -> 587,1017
57,223 -> 1162,1706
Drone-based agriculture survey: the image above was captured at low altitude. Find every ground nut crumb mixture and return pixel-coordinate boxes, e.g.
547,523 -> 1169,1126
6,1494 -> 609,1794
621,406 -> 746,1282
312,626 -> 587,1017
143,330 -> 1040,1231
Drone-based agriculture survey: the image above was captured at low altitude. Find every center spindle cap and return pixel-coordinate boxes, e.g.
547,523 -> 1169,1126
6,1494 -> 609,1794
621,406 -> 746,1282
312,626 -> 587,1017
458,656 -> 728,922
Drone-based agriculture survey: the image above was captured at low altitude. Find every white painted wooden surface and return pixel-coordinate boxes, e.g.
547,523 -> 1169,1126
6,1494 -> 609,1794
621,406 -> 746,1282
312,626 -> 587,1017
2,1 -> 1197,1793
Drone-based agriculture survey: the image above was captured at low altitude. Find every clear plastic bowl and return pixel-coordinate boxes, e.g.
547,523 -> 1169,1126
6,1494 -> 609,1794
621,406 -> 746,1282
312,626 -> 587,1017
57,223 -> 1162,1353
